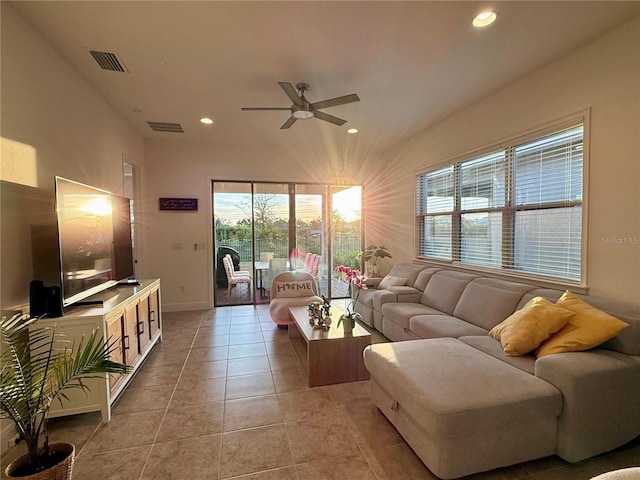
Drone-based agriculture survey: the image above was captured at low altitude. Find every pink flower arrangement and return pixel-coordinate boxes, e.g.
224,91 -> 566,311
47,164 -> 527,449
334,265 -> 368,290
334,265 -> 368,329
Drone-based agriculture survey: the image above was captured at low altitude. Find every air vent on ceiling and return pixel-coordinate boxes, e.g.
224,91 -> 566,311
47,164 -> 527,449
147,121 -> 184,133
89,50 -> 128,72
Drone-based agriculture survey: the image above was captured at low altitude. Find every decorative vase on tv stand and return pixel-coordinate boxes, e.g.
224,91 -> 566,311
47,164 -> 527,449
1,312 -> 131,480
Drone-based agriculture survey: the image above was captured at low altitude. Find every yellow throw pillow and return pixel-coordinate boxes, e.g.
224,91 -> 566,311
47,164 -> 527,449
489,297 -> 575,356
535,291 -> 629,358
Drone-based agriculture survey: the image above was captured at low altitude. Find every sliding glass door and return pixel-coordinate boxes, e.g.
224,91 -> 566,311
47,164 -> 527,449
212,181 -> 362,307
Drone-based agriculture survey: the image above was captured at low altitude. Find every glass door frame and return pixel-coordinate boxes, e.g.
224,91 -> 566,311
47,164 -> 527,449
212,180 -> 362,307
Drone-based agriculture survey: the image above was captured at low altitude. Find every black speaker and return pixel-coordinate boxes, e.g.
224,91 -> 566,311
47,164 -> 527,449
46,286 -> 63,318
29,280 -> 47,318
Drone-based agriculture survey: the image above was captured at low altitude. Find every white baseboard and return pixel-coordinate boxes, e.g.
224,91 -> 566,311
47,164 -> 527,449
162,301 -> 211,313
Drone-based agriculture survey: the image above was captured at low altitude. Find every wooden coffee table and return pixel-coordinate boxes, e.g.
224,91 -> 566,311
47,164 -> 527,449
288,305 -> 371,387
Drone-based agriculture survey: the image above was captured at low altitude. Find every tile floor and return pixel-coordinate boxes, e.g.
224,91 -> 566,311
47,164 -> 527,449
2,305 -> 639,479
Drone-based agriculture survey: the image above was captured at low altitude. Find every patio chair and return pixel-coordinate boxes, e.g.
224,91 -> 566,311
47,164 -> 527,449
222,255 -> 251,298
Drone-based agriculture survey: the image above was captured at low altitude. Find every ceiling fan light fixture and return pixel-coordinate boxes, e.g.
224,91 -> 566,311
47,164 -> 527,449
292,105 -> 314,120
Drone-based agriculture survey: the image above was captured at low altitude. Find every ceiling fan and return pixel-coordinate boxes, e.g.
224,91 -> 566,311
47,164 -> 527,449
241,82 -> 360,129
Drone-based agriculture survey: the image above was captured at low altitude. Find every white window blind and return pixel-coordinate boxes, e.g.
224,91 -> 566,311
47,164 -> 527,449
416,123 -> 584,283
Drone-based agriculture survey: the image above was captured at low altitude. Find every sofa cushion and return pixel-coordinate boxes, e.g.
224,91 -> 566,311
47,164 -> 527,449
420,271 -> 478,315
489,297 -> 574,356
413,267 -> 441,292
536,291 -> 629,358
378,275 -> 407,290
382,302 -> 442,330
460,336 -> 536,375
363,338 -> 562,438
410,315 -> 488,339
453,278 -> 536,331
387,263 -> 426,289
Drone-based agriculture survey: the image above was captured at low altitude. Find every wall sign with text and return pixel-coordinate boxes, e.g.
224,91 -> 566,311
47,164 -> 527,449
159,198 -> 198,211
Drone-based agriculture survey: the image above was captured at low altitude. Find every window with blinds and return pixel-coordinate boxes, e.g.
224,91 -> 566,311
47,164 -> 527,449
416,123 -> 584,283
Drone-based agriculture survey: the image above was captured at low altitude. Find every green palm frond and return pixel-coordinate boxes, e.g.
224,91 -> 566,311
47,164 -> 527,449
0,312 -> 132,466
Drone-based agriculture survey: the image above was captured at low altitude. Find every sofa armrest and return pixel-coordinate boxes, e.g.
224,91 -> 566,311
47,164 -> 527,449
535,350 -> 640,462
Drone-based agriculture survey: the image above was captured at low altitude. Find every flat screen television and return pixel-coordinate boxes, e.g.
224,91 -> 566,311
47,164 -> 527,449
55,177 -> 135,307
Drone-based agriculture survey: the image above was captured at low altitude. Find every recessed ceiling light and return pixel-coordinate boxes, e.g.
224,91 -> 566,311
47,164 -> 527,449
200,117 -> 214,125
347,128 -> 358,134
473,11 -> 497,28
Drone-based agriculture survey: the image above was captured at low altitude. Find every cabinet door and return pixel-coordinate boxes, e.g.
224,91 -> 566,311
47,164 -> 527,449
106,313 -> 125,392
123,302 -> 141,366
149,286 -> 161,339
137,293 -> 151,354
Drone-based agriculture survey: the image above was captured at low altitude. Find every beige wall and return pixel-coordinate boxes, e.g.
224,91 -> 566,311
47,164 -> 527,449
1,2 -> 144,311
379,18 -> 640,303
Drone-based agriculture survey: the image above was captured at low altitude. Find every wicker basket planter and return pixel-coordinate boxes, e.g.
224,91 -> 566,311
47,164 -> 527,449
5,443 -> 75,480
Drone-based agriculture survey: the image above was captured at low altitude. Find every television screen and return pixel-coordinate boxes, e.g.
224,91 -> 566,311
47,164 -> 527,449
55,177 -> 134,307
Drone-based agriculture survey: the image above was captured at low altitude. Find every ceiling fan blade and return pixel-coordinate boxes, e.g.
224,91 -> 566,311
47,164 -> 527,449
280,116 -> 297,129
311,93 -> 360,110
278,82 -> 304,106
313,110 -> 347,126
241,107 -> 291,111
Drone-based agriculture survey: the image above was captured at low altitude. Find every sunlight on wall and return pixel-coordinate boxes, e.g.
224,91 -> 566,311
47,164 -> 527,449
0,137 -> 38,186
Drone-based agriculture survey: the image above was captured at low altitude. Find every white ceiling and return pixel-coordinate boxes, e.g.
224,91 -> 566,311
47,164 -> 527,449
10,1 -> 640,156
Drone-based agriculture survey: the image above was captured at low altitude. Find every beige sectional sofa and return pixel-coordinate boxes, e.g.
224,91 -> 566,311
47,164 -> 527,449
356,263 -> 640,479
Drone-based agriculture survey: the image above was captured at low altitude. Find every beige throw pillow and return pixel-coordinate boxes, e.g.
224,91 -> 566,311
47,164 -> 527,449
535,290 -> 629,357
489,297 -> 575,356
378,275 -> 407,290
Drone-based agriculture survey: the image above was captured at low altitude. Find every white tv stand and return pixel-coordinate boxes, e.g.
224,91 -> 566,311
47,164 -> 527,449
35,279 -> 162,423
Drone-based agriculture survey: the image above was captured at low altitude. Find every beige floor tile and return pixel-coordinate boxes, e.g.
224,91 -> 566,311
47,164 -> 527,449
128,362 -> 183,388
223,394 -> 282,432
227,466 -> 298,480
141,434 -> 221,479
285,414 -> 357,463
229,331 -> 265,345
187,345 -> 229,363
295,452 -> 377,480
277,388 -> 334,423
144,346 -> 190,368
265,340 -> 295,356
156,401 -> 224,442
171,377 -> 227,406
340,398 -> 405,449
362,443 -> 438,480
228,342 -> 268,359
111,383 -> 174,415
219,425 -> 293,479
267,352 -> 301,373
201,316 -> 231,327
272,370 -> 310,394
180,359 -> 228,381
230,322 -> 263,334
46,411 -> 102,452
82,410 -> 164,453
72,445 -> 151,480
324,380 -> 371,404
225,373 -> 275,400
227,355 -> 271,377
192,331 -> 230,348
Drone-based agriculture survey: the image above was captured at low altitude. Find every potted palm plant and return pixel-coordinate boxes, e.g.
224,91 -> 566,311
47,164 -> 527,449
0,312 -> 131,479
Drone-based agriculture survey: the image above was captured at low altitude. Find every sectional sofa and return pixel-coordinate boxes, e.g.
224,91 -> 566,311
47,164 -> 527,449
356,263 -> 640,479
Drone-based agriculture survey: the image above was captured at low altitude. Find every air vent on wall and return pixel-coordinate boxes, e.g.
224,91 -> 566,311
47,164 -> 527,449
89,50 -> 128,72
147,121 -> 184,133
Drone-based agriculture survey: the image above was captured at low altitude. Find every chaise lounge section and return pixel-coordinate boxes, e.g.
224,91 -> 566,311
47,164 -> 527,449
358,263 -> 640,478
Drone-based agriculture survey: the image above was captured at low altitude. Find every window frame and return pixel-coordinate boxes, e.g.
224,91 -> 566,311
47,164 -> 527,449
415,111 -> 590,288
